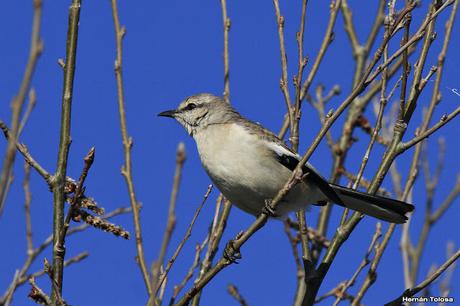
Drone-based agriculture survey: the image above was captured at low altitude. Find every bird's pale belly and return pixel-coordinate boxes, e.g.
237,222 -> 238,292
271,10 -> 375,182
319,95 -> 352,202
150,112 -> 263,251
194,124 -> 318,217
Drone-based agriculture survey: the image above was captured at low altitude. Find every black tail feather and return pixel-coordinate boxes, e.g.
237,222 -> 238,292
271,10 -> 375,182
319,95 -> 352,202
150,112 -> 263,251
329,184 -> 414,224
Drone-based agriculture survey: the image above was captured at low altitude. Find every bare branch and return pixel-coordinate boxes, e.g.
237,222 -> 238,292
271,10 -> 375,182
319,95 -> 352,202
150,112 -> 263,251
0,0 -> 43,215
399,107 -> 460,152
110,0 -> 152,296
220,0 -> 231,103
385,249 -> 460,306
227,284 -> 248,306
51,0 -> 82,300
28,277 -> 51,306
154,185 -> 213,297
151,143 -> 186,293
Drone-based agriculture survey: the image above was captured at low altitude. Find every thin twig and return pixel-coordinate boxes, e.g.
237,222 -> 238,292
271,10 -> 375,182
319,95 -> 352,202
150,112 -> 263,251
333,223 -> 382,305
110,0 -> 152,296
18,89 -> 37,135
60,147 -> 95,242
0,208 -> 130,305
0,0 -> 43,215
152,143 -> 186,294
220,0 -> 230,103
385,249 -> 460,306
300,0 -> 341,101
398,107 -> 460,152
155,185 -> 213,296
170,243 -> 205,305
28,277 -> 51,306
24,162 -> 33,255
273,0 -> 293,127
227,284 -> 248,306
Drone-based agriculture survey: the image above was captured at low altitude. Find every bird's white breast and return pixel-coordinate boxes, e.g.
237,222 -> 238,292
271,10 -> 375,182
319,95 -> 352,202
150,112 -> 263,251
193,123 -> 314,216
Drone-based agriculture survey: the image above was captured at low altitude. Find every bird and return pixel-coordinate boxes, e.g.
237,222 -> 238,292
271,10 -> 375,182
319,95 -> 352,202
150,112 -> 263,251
158,93 -> 414,223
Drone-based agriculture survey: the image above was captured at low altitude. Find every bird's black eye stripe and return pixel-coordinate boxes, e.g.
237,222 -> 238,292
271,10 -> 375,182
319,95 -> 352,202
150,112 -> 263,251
183,103 -> 197,111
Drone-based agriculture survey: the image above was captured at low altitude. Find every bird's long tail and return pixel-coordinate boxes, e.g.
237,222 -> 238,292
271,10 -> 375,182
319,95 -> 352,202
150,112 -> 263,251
329,184 -> 414,223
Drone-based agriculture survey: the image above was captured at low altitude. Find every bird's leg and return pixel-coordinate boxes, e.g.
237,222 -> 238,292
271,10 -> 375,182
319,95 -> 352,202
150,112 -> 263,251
261,199 -> 277,217
223,239 -> 242,264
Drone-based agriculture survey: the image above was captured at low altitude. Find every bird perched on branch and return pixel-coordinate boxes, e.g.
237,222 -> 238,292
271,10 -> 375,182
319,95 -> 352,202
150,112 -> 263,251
159,93 -> 414,223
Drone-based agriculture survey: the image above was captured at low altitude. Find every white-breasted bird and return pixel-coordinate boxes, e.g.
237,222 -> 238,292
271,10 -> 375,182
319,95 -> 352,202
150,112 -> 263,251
159,93 -> 414,223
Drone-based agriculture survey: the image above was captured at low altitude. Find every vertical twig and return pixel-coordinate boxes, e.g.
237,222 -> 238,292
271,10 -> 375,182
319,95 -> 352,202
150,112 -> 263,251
52,0 -> 81,301
299,0 -> 341,101
110,0 -> 153,297
24,163 -> 33,255
0,0 -> 43,214
273,0 -> 293,129
151,143 -> 186,294
220,0 -> 231,103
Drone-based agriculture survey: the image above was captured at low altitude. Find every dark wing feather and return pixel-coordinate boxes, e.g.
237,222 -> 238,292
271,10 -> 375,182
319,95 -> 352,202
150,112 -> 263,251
275,154 -> 343,205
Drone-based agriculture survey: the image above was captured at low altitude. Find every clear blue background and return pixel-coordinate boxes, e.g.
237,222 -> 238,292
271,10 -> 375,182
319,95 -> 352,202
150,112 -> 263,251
0,1 -> 459,305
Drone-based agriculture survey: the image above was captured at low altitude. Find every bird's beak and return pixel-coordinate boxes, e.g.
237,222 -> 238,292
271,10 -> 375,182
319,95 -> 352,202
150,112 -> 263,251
158,109 -> 177,118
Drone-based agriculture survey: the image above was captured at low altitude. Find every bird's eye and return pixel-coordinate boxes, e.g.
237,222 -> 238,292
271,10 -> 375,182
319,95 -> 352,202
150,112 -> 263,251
185,103 -> 197,110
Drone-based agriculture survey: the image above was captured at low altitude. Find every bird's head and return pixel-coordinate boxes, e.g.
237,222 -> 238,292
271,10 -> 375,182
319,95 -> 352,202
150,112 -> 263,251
158,93 -> 238,136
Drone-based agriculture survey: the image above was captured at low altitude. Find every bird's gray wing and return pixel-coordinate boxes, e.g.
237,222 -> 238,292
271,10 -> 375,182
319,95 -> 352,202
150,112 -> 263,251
264,139 -> 343,205
237,118 -> 342,204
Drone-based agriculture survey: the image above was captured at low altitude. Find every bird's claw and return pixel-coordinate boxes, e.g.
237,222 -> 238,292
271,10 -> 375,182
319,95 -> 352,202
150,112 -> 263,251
223,240 -> 241,264
261,199 -> 277,217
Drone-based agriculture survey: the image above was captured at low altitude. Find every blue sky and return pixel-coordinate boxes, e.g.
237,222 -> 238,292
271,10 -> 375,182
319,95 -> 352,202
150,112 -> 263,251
0,1 -> 459,305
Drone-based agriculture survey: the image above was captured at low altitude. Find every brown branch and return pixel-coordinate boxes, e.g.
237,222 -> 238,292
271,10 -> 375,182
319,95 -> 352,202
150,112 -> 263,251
338,167 -> 391,197
176,4 -> 424,304
304,2 -> 456,303
110,0 -> 152,296
352,222 -> 395,305
398,107 -> 460,152
191,197 -> 232,306
300,0 -> 341,101
0,208 -> 130,305
385,249 -> 460,306
72,208 -> 130,239
315,4 -> 417,250
170,243 -> 204,304
175,5 -> 411,303
151,143 -> 186,295
29,252 -> 88,287
431,174 -> 460,223
60,147 -> 95,243
273,0 -> 293,128
307,85 -> 341,155
24,162 -> 33,255
28,277 -> 51,306
0,0 -> 43,215
333,223 -> 381,305
293,0 -> 310,290
220,0 -> 231,103
18,88 -> 37,135
291,0 -> 308,151
0,121 -> 51,185
154,185 -> 213,298
400,0 -> 459,288
397,2 -> 411,122
315,282 -> 359,305
227,284 -> 248,306
340,0 -> 360,57
51,0 -> 81,301
351,19 -> 390,196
